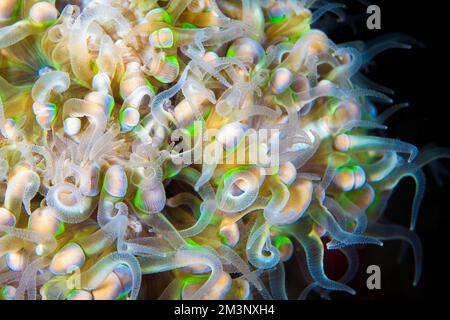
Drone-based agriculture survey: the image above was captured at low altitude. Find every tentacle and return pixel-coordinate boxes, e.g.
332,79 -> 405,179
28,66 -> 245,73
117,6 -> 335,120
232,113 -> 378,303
308,202 -> 383,248
291,225 -> 356,295
269,262 -> 288,300
367,222 -> 422,286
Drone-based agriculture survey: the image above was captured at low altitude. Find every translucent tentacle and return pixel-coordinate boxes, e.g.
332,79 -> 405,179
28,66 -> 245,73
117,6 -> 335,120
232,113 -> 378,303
367,222 -> 422,286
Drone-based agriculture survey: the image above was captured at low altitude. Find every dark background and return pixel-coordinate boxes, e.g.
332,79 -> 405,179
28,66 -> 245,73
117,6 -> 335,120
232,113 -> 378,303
312,0 -> 450,300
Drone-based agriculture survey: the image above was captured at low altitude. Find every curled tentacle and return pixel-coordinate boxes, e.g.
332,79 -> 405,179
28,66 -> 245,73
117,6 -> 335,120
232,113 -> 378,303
46,182 -> 95,224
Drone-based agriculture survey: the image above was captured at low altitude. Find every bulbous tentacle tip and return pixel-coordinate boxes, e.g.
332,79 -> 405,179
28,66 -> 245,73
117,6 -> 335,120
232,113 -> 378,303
66,290 -> 93,300
6,249 -> 26,272
270,67 -> 294,95
0,0 -> 17,21
63,117 -> 81,136
0,208 -> 16,227
227,37 -> 265,66
1,285 -> 17,300
134,184 -> 166,214
49,243 -> 86,276
119,107 -> 140,132
92,272 -> 123,300
33,102 -> 58,130
278,161 -> 297,185
104,165 -> 128,198
29,2 -> 58,26
149,27 -> 174,49
28,207 -> 60,235
219,222 -> 240,247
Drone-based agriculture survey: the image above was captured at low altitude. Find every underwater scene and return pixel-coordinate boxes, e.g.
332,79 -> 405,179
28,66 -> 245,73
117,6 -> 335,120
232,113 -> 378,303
0,0 -> 448,301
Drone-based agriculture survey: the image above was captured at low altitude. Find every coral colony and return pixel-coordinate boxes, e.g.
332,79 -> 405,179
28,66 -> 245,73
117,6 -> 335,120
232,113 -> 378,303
0,0 -> 447,300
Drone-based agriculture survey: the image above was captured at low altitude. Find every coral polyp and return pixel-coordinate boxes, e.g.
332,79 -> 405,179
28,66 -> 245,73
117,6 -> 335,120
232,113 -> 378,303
0,0 -> 447,300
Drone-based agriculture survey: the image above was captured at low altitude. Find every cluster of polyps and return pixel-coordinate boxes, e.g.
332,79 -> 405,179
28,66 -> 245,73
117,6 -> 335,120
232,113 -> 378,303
0,0 -> 447,300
